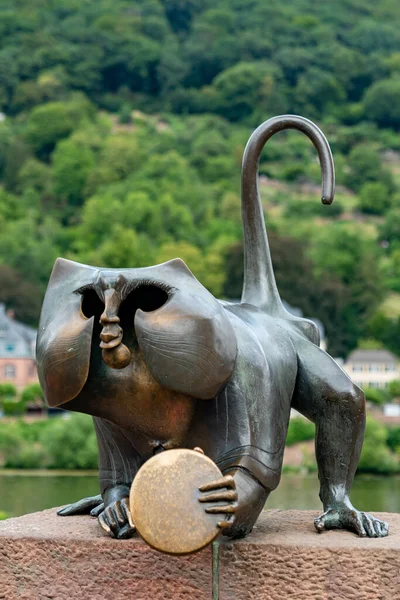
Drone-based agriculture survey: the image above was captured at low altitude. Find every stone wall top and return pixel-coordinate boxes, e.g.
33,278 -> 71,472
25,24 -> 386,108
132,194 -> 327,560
0,508 -> 399,599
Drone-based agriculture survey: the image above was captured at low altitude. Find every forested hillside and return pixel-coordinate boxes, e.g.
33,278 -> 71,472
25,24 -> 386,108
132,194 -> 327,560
2,0 -> 400,356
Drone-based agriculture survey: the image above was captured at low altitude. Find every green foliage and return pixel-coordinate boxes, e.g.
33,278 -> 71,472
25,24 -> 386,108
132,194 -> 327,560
0,383 -> 16,399
357,417 -> 399,474
344,145 -> 393,193
363,387 -> 388,406
387,426 -> 400,452
358,182 -> 390,215
24,96 -> 95,159
0,0 -> 399,359
2,399 -> 26,417
20,383 -> 44,405
212,61 -> 286,122
286,418 -> 315,446
367,312 -> 400,357
0,414 -> 98,469
39,414 -> 98,470
364,78 -> 400,130
388,380 -> 400,399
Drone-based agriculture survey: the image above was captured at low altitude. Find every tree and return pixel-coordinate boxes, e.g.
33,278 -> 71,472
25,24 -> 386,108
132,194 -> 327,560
39,413 -> 98,469
357,417 -> 398,474
0,265 -> 43,326
388,380 -> 400,399
364,386 -> 388,406
212,61 -> 287,122
344,145 -> 393,193
364,78 -> 400,129
52,137 -> 95,208
358,182 -> 390,215
156,241 -> 225,297
24,96 -> 95,158
380,208 -> 400,250
295,66 -> 345,117
0,383 -> 17,402
20,383 -> 44,405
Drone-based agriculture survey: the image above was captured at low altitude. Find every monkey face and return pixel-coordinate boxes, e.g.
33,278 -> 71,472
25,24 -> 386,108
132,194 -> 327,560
37,257 -> 237,409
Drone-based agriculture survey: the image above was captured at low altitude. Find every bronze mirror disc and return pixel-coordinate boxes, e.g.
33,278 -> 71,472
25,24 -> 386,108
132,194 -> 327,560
130,448 -> 223,555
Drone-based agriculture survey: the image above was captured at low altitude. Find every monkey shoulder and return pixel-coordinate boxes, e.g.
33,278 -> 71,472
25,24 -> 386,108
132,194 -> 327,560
222,303 -> 297,380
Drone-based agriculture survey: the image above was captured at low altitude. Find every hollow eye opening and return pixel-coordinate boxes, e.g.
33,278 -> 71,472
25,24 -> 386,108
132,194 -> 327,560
119,284 -> 169,348
125,284 -> 169,314
81,289 -> 104,320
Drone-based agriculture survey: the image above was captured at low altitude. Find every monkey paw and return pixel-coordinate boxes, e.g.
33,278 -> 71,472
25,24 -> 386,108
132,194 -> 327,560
198,474 -> 238,530
315,504 -> 389,538
98,496 -> 136,540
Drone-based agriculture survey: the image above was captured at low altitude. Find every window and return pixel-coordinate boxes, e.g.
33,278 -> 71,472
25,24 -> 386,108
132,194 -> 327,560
369,364 -> 380,372
385,364 -> 396,372
352,365 -> 363,372
4,364 -> 15,378
369,382 -> 380,388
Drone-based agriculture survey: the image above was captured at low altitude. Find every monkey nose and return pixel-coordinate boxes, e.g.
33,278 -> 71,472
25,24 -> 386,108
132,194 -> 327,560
100,312 -> 120,325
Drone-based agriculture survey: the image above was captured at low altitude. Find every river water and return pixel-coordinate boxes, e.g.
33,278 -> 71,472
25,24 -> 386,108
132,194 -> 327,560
1,471 -> 399,519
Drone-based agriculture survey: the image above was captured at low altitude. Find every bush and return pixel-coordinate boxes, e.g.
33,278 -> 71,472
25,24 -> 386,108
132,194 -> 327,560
286,418 -> 315,446
364,386 -> 389,406
0,414 -> 98,469
0,383 -> 17,398
357,417 -> 399,474
2,399 -> 27,416
358,182 -> 390,215
39,413 -> 98,469
387,426 -> 400,453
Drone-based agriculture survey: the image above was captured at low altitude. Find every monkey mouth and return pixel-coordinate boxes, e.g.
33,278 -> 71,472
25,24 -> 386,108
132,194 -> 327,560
99,324 -> 123,349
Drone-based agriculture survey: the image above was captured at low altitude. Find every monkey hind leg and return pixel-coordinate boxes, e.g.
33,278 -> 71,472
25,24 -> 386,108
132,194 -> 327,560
291,338 -> 388,537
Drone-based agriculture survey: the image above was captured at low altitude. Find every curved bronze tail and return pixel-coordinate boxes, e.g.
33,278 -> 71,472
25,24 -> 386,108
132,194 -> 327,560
241,114 -> 335,312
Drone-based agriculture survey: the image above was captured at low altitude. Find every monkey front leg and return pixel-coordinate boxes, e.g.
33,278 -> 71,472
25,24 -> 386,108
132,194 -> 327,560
199,468 -> 268,539
59,418 -> 140,539
93,417 -> 143,539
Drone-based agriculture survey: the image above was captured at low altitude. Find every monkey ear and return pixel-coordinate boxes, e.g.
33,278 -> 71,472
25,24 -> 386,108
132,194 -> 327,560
36,258 -> 97,407
135,290 -> 237,400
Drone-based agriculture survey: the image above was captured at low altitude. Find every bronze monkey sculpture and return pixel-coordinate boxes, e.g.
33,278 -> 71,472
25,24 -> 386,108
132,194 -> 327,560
37,115 -> 388,541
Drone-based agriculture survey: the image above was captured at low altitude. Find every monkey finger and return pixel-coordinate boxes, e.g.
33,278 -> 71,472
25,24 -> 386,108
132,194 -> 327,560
199,475 -> 236,492
314,510 -> 339,533
380,520 -> 389,537
217,519 -> 234,529
373,519 -> 383,537
193,447 -> 205,455
103,506 -> 119,532
205,505 -> 236,515
113,501 -> 127,527
199,490 -> 237,503
351,513 -> 367,537
98,512 -> 111,535
90,503 -> 105,517
116,523 -> 136,540
120,497 -> 135,529
314,516 -> 326,533
362,514 -> 377,538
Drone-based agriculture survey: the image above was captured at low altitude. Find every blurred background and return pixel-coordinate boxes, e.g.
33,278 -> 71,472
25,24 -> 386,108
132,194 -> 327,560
1,0 -> 400,518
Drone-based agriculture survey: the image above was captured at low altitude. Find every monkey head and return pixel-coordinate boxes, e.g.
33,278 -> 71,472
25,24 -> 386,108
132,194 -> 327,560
36,257 -> 237,412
